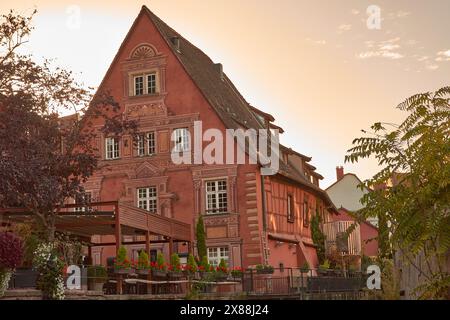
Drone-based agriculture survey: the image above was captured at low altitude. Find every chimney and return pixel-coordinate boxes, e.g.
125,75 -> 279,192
336,166 -> 344,181
215,63 -> 224,81
170,36 -> 180,52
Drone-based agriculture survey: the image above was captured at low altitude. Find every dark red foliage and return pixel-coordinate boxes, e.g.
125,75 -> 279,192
0,232 -> 23,269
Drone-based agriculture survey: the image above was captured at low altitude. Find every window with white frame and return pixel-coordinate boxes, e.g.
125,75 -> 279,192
137,132 -> 156,156
133,73 -> 157,96
105,137 -> 120,159
207,247 -> 229,267
205,180 -> 228,214
173,128 -> 190,152
137,187 -> 157,213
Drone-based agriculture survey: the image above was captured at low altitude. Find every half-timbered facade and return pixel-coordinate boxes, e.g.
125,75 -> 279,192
82,6 -> 337,269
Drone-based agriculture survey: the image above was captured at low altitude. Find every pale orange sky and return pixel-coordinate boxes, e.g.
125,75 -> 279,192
2,0 -> 449,187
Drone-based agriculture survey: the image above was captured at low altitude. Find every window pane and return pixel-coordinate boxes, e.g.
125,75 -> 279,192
147,74 -> 156,94
147,132 -> 156,155
134,76 -> 144,95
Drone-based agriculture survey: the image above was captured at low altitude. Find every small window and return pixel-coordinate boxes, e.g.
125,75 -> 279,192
303,196 -> 310,227
134,76 -> 144,96
207,247 -> 229,267
287,194 -> 294,223
137,132 -> 156,156
147,132 -> 156,155
137,187 -> 158,213
173,128 -> 190,152
105,137 -> 120,160
147,74 -> 156,94
205,180 -> 228,214
75,192 -> 92,212
137,134 -> 145,156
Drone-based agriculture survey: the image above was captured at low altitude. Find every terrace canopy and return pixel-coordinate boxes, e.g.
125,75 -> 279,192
0,201 -> 192,255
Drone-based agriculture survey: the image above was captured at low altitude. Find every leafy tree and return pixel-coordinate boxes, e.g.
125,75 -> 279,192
345,87 -> 450,299
0,10 -> 136,241
196,215 -> 207,260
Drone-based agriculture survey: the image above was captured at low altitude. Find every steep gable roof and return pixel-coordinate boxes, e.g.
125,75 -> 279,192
143,6 -> 263,131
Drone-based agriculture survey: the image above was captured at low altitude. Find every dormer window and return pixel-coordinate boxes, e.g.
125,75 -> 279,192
131,71 -> 159,96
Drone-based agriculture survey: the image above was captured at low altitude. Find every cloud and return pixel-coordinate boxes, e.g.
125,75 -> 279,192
435,50 -> 450,61
351,9 -> 359,15
357,38 -> 404,60
426,63 -> 439,71
337,24 -> 352,34
417,56 -> 429,62
379,44 -> 400,51
305,38 -> 326,45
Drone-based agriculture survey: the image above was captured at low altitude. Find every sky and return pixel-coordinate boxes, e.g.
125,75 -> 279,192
2,0 -> 449,187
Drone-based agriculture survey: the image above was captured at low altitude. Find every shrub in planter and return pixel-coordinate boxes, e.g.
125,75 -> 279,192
87,265 -> 108,291
136,251 -> 150,275
230,266 -> 243,278
184,254 -> 198,277
300,262 -> 310,274
198,256 -> 213,278
168,253 -> 182,278
151,252 -> 167,278
0,232 -> 24,296
255,264 -> 274,274
214,259 -> 229,281
114,246 -> 133,274
318,259 -> 330,276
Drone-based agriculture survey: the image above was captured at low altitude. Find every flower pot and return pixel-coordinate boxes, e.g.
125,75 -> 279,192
114,268 -> 134,275
151,270 -> 167,278
199,271 -> 213,279
136,269 -> 150,275
91,282 -> 105,292
256,269 -> 274,275
214,273 -> 228,281
169,271 -> 183,279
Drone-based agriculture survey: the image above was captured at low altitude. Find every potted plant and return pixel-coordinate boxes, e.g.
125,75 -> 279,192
230,266 -> 243,279
198,256 -> 213,279
214,259 -> 229,281
114,246 -> 134,274
168,253 -> 183,279
0,232 -> 23,297
255,264 -> 274,274
87,265 -> 107,291
300,262 -> 310,274
183,254 -> 198,278
136,251 -> 150,275
151,252 -> 167,278
318,259 -> 330,276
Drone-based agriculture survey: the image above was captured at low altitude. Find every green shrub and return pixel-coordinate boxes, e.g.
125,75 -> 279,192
187,254 -> 198,274
196,216 -> 207,259
137,250 -> 149,270
156,252 -> 166,271
170,253 -> 181,272
87,265 -> 107,283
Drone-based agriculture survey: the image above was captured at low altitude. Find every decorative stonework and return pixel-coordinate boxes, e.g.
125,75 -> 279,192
126,103 -> 167,118
130,44 -> 157,59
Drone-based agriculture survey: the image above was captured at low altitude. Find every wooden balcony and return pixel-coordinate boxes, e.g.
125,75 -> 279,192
0,201 -> 192,252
